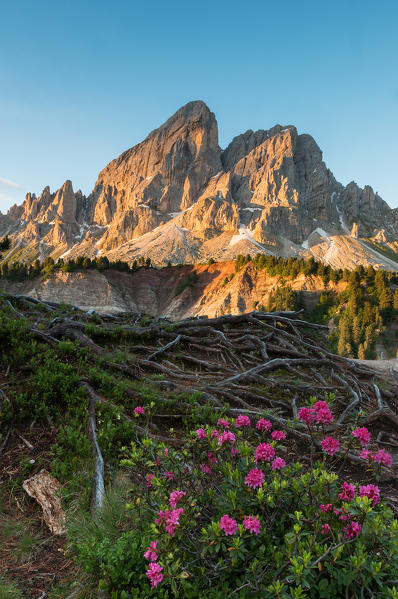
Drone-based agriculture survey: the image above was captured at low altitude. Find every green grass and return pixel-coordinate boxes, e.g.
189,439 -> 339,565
0,578 -> 23,599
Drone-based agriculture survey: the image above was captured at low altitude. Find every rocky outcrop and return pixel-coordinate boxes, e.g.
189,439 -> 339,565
1,100 -> 398,270
0,262 -> 347,318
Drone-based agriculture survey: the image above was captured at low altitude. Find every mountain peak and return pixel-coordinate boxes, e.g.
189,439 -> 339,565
1,103 -> 397,271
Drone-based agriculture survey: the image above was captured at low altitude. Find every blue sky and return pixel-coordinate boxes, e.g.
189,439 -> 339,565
1,0 -> 397,212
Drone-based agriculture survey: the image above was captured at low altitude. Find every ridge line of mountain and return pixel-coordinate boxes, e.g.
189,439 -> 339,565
1,100 -> 398,270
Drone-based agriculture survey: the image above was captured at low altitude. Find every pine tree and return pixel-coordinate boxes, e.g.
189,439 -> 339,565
393,290 -> 398,310
352,316 -> 362,345
337,317 -> 352,356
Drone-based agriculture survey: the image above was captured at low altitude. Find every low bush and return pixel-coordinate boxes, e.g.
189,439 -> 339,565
72,407 -> 398,598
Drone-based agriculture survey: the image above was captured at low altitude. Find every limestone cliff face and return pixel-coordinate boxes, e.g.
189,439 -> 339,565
0,262 -> 348,318
91,101 -> 221,225
1,100 -> 398,269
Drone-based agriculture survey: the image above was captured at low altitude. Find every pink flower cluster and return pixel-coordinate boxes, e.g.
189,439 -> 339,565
245,468 -> 265,489
217,418 -> 230,428
297,407 -> 316,426
196,428 -> 206,439
145,473 -> 154,488
146,562 -> 163,587
321,523 -> 331,535
243,515 -> 261,535
134,406 -> 145,416
372,448 -> 393,468
351,427 -> 371,446
271,457 -> 286,470
200,463 -> 212,474
156,507 -> 184,537
298,401 -> 333,426
359,448 -> 393,468
144,541 -> 163,587
208,451 -> 217,463
271,430 -> 286,441
169,490 -> 186,508
338,482 -> 356,501
313,401 -> 333,424
219,514 -> 261,536
255,442 -> 275,463
218,431 -> 236,446
235,414 -> 251,427
359,484 -> 380,506
144,541 -> 159,561
256,418 -> 272,432
219,515 -> 238,536
321,437 -> 339,456
320,503 -> 332,513
344,521 -> 362,539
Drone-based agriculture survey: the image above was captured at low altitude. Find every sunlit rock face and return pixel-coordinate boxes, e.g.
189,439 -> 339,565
1,100 -> 398,269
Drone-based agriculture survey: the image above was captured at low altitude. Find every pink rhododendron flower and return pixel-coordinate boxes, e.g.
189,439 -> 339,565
219,515 -> 238,536
217,418 -> 230,428
359,484 -> 380,506
271,430 -> 286,441
157,508 -> 184,537
243,515 -> 261,535
231,447 -> 240,458
134,406 -> 145,416
321,523 -> 331,535
145,474 -> 154,488
169,490 -> 186,508
146,562 -> 163,587
313,401 -> 333,425
271,457 -> 286,470
235,414 -> 251,427
164,448 -> 168,456
372,448 -> 393,468
144,541 -> 159,561
338,482 -> 356,501
196,428 -> 206,439
164,471 -> 175,480
320,503 -> 332,513
207,451 -> 217,463
320,437 -> 339,456
245,468 -> 265,489
211,429 -> 219,439
256,418 -> 272,432
218,431 -> 236,446
255,442 -> 275,462
200,464 -> 212,474
334,507 -> 351,522
344,521 -> 361,538
298,407 -> 316,426
360,449 -> 372,460
351,427 -> 371,446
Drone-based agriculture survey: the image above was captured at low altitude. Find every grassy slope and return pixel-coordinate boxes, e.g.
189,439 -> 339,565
0,295 -> 398,597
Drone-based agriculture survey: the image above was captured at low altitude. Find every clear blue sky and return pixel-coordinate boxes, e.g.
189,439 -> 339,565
1,0 -> 397,212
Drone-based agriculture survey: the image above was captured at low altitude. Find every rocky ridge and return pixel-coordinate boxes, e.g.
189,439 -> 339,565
2,101 -> 398,269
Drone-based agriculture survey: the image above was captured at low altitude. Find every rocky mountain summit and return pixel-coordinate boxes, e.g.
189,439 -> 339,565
2,100 -> 398,269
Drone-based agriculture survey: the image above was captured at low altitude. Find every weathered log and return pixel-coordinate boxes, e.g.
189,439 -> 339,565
88,397 -> 105,512
23,469 -> 66,534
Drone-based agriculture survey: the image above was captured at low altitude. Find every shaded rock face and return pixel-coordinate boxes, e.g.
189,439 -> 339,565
1,100 -> 398,269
